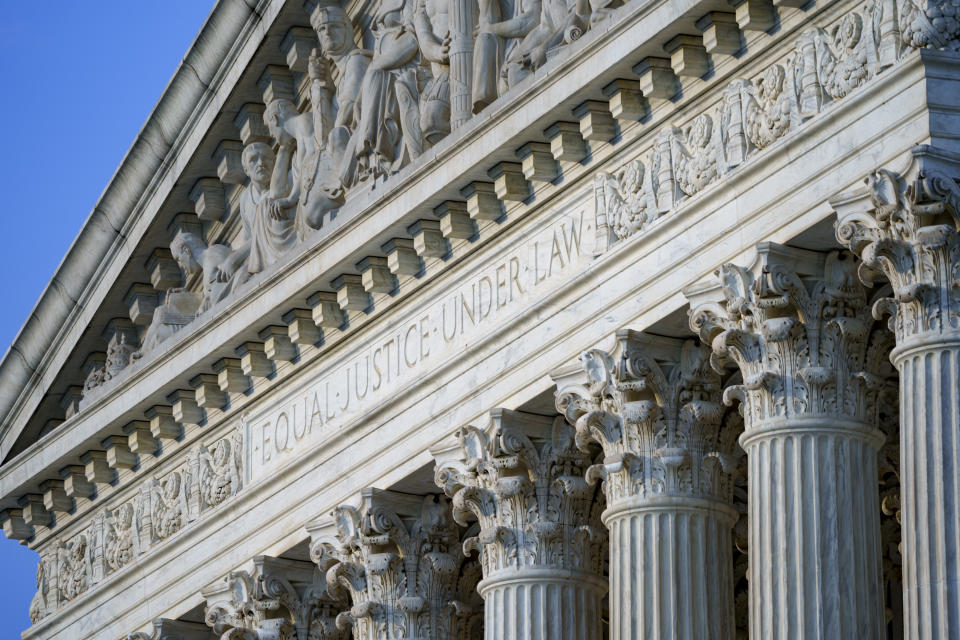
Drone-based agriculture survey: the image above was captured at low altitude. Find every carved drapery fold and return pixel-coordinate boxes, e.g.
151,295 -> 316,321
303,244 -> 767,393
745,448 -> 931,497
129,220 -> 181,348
435,409 -> 606,640
833,145 -> 960,640
688,243 -> 888,640
556,330 -> 740,640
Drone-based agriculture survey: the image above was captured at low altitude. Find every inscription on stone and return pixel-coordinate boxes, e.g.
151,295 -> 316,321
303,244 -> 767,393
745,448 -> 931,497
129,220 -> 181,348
246,205 -> 591,480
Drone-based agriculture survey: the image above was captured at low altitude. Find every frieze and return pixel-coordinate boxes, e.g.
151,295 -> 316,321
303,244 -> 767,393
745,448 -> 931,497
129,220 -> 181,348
594,0 -> 959,254
28,427 -> 243,623
246,202 -> 591,481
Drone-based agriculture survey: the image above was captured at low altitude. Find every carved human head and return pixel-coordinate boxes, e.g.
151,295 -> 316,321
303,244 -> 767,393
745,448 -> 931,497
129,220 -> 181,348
170,232 -> 204,280
311,4 -> 352,55
263,99 -> 298,143
241,142 -> 275,188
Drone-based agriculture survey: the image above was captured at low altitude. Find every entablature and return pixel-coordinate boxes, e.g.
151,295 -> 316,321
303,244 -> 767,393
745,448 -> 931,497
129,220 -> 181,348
5,0 -> 960,633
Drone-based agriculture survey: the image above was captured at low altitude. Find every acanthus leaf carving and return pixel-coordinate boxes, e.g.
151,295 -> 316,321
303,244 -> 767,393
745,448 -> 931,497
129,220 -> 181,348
834,146 -> 960,345
688,244 -> 890,434
435,409 -> 605,581
557,331 -> 740,506
319,491 -> 481,640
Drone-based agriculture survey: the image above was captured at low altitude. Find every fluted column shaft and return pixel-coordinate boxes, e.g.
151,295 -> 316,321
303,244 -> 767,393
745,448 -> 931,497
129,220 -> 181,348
605,497 -> 737,640
479,570 -> 606,640
689,244 -> 889,640
437,410 -> 607,640
833,151 -> 960,639
743,419 -> 885,639
895,338 -> 960,637
559,333 -> 740,640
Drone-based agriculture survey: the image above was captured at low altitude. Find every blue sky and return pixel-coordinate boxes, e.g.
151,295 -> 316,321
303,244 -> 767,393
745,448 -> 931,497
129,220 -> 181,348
0,2 -> 215,635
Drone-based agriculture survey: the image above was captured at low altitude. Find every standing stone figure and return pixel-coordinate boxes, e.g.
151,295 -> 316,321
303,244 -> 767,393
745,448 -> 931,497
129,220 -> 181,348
414,0 -> 452,144
309,4 -> 371,173
340,0 -> 423,185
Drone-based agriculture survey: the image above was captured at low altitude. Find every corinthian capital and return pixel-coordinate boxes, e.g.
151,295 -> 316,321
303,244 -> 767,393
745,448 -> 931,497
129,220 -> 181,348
202,556 -> 344,640
687,243 -> 890,433
555,330 -> 739,506
833,145 -> 960,347
434,409 -> 605,579
311,489 -> 481,640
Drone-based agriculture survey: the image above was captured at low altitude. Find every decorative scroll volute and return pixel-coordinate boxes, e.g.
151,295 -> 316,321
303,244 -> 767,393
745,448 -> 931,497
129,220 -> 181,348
434,409 -> 605,580
316,490 -> 480,640
834,146 -> 960,346
688,243 -> 889,433
203,557 -> 344,640
556,331 -> 739,505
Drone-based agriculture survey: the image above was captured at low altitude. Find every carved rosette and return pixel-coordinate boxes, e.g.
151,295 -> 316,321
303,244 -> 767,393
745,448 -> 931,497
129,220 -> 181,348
435,409 -> 606,640
317,492 -> 480,640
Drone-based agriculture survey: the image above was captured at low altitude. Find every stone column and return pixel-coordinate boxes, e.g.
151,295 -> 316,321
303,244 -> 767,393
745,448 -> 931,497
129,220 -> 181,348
687,243 -> 887,640
435,409 -> 606,640
555,331 -> 739,640
448,0 -> 474,129
310,489 -> 482,640
834,146 -> 960,640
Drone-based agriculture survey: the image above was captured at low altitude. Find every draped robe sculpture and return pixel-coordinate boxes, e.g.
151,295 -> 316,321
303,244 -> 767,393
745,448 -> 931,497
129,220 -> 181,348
340,0 -> 423,185
310,4 -> 371,174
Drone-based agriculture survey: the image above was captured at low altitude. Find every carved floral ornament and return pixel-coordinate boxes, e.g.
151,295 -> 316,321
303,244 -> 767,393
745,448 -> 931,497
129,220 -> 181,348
28,429 -> 244,624
309,491 -> 483,640
833,146 -> 960,346
594,0 -> 960,252
433,410 -> 606,580
203,555 -> 348,640
555,331 -> 742,507
686,245 -> 893,436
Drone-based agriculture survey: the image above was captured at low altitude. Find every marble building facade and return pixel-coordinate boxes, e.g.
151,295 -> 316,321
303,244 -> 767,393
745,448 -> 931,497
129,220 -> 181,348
0,0 -> 957,638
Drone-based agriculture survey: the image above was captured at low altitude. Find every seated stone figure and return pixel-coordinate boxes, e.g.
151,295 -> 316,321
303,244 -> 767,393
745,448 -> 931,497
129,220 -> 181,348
135,288 -> 202,356
477,0 -> 589,93
216,141 -> 297,279
264,97 -> 344,238
134,231 -> 232,358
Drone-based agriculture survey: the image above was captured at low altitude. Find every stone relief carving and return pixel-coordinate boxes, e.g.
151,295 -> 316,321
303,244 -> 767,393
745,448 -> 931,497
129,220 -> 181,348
557,334 -> 741,505
29,428 -> 244,622
56,534 -> 92,603
104,503 -> 138,573
595,0 -> 958,252
204,557 -> 346,640
198,432 -> 243,511
315,491 -> 481,640
28,556 -> 51,624
434,410 -> 605,580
